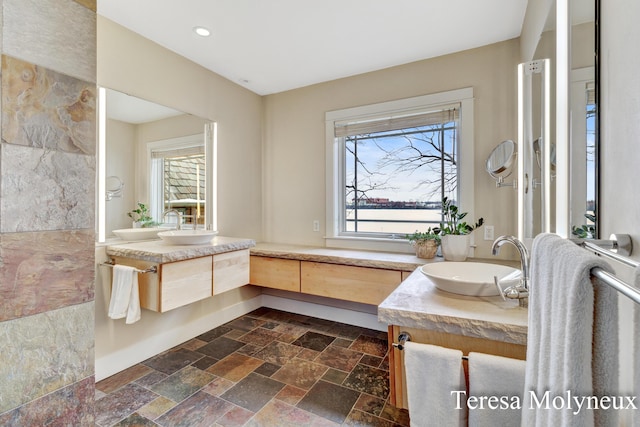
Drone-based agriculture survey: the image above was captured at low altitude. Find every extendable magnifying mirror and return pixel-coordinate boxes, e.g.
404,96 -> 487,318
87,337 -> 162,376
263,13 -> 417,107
486,139 -> 517,188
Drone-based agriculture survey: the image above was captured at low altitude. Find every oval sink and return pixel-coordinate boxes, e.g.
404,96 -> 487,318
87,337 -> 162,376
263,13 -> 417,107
157,229 -> 218,245
420,262 -> 521,297
113,228 -> 164,241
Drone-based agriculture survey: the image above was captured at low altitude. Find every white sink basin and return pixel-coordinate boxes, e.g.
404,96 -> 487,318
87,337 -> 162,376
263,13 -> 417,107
112,228 -> 164,241
420,262 -> 521,297
157,229 -> 218,245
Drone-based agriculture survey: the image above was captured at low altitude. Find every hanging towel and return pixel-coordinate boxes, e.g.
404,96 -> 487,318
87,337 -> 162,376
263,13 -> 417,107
404,342 -> 467,427
523,233 -> 618,427
108,265 -> 141,324
467,352 -> 526,427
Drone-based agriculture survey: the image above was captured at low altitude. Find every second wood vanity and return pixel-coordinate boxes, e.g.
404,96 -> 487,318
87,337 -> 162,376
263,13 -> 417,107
106,236 -> 254,313
249,243 -> 422,305
379,268 -> 528,408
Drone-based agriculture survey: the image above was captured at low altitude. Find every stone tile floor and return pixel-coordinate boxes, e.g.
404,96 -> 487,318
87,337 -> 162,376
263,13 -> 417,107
95,307 -> 410,426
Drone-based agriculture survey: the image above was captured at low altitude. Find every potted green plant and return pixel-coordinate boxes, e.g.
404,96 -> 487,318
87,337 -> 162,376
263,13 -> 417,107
434,197 -> 484,261
406,227 -> 441,259
571,213 -> 596,239
127,202 -> 157,228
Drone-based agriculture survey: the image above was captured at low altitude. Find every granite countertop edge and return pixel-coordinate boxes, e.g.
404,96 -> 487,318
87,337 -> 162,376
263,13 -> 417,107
106,237 -> 256,263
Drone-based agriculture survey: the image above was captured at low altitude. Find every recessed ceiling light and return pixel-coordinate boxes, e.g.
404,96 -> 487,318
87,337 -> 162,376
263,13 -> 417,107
193,26 -> 211,37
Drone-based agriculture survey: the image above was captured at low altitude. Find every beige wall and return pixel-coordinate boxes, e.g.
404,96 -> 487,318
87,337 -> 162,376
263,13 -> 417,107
263,39 -> 520,258
98,16 -> 263,239
601,0 -> 640,417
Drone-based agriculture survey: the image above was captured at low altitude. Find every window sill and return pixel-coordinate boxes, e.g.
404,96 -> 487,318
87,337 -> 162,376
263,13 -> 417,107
324,235 -> 415,254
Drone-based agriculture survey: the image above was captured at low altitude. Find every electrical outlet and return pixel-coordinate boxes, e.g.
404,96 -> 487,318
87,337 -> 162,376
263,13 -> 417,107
313,220 -> 320,232
484,225 -> 495,241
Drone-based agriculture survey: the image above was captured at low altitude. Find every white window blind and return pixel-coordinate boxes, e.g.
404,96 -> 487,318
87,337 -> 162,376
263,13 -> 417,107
334,106 -> 459,138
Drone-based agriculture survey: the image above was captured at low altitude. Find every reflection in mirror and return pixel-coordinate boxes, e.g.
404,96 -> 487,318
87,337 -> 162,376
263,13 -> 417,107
97,88 -> 215,242
569,0 -> 597,239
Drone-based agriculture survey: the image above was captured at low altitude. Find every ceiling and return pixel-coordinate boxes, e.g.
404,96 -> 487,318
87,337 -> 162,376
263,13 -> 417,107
97,0 -> 529,96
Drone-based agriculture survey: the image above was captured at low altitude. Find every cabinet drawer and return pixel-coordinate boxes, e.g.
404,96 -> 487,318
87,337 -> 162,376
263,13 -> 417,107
160,256 -> 213,312
250,256 -> 301,291
300,261 -> 401,305
214,249 -> 250,295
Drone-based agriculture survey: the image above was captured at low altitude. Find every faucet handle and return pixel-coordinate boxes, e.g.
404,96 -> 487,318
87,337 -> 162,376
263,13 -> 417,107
493,276 -> 507,301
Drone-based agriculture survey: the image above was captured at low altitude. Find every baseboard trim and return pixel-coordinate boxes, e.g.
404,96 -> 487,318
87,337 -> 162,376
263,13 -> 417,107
260,294 -> 387,332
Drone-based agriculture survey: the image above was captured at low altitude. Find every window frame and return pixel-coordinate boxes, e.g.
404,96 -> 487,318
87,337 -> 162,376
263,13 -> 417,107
325,88 -> 475,253
146,133 -> 205,225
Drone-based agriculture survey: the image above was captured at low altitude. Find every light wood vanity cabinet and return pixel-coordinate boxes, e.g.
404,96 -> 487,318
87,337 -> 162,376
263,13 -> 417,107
301,262 -> 402,306
249,256 -> 404,305
249,256 -> 301,291
388,325 -> 527,409
213,249 -> 250,295
114,249 -> 250,313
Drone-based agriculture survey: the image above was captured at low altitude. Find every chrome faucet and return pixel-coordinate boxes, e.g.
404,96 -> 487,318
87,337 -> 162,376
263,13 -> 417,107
491,235 -> 530,307
162,209 -> 183,230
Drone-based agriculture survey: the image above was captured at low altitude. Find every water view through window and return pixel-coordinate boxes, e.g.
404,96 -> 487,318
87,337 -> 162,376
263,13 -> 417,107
344,121 -> 458,236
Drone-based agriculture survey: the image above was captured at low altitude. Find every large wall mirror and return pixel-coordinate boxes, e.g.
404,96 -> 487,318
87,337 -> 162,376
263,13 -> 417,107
525,0 -> 597,241
97,88 -> 216,242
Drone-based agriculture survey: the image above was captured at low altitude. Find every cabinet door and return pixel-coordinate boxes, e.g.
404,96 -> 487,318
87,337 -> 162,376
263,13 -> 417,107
213,249 -> 250,295
160,256 -> 213,312
300,261 -> 401,305
249,256 -> 301,291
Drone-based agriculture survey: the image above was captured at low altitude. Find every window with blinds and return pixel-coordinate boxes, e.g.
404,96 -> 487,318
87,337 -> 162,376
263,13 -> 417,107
336,105 -> 460,237
150,144 -> 205,227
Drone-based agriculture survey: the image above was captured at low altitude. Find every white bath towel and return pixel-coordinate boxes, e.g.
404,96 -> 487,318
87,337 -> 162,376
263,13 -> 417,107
523,233 -> 618,427
467,352 -> 526,427
404,342 -> 467,427
108,265 -> 141,324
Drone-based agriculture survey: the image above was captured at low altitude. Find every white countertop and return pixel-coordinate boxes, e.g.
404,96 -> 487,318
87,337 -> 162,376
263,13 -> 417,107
106,236 -> 255,263
378,268 -> 528,345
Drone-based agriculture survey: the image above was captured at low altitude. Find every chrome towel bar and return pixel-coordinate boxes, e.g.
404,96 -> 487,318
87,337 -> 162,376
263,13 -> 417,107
391,331 -> 469,360
577,234 -> 640,305
99,261 -> 157,274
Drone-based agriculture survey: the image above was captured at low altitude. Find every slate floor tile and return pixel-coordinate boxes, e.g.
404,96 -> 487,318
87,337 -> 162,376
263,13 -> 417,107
238,328 -> 282,346
221,372 -> 285,412
197,325 -> 233,342
156,391 -> 232,427
253,340 -> 302,365
272,358 -> 328,390
349,335 -> 388,358
112,412 -> 159,426
150,366 -> 215,402
95,383 -> 158,427
96,364 -> 153,394
297,380 -> 360,424
316,345 -> 363,372
142,348 -> 204,375
293,331 -> 336,352
198,336 -> 246,360
343,364 -> 390,399
207,353 -> 264,382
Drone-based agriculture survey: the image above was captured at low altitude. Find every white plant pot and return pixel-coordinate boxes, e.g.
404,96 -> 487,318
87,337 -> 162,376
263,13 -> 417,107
441,234 -> 470,261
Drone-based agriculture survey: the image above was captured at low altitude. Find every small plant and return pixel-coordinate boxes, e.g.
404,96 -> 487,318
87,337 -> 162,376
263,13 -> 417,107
571,213 -> 596,239
434,196 -> 484,235
406,227 -> 441,245
127,202 -> 157,228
